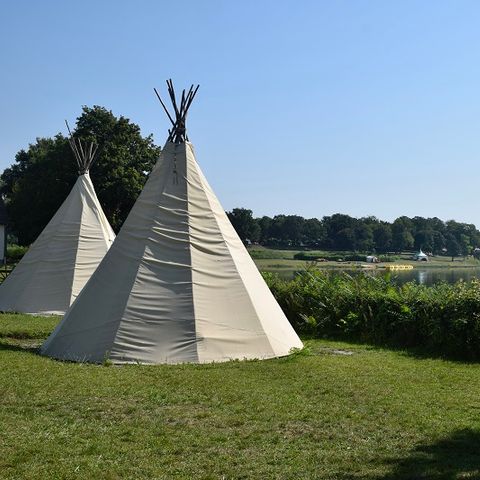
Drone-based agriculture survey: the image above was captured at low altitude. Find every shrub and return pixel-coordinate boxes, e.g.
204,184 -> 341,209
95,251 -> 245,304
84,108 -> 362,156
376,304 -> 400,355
7,244 -> 28,263
377,255 -> 399,263
293,252 -> 364,262
263,267 -> 480,360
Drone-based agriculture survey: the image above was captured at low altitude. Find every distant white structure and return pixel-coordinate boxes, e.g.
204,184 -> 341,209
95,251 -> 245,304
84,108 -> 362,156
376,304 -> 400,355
413,249 -> 428,261
366,255 -> 378,263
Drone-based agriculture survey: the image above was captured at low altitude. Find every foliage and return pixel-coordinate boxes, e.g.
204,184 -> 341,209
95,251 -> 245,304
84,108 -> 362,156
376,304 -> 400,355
377,255 -> 399,262
6,244 -> 28,263
292,252 -> 399,262
1,106 -> 160,244
226,208 -> 260,242
229,209 -> 480,258
247,248 -> 297,259
264,267 -> 480,360
293,252 -> 361,262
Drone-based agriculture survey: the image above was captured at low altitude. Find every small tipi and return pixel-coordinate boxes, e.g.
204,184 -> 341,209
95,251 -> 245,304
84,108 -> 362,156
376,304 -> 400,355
42,81 -> 303,364
0,125 -> 115,315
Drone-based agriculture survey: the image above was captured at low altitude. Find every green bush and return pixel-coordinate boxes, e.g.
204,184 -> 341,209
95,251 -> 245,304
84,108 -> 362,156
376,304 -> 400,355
292,252 -> 398,262
7,244 -> 28,263
293,252 -> 365,262
377,255 -> 399,263
248,249 -> 295,260
263,267 -> 480,360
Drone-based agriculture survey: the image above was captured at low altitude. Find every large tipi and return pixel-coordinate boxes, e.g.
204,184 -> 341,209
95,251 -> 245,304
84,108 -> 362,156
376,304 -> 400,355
0,127 -> 115,315
41,81 -> 303,363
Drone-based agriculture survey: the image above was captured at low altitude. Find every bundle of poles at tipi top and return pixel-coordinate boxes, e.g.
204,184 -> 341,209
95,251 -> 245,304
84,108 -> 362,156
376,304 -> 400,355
65,120 -> 99,174
0,123 -> 115,315
154,79 -> 199,143
41,79 -> 303,365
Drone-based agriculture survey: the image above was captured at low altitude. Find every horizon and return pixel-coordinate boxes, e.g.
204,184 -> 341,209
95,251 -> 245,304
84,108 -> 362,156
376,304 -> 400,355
225,207 -> 480,228
2,1 -> 480,226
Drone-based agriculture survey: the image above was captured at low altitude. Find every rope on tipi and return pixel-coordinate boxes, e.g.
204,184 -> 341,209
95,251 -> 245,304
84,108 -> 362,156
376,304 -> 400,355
65,120 -> 99,175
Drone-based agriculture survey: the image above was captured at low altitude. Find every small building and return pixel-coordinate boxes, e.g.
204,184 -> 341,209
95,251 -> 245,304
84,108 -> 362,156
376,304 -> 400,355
413,249 -> 428,261
366,255 -> 379,263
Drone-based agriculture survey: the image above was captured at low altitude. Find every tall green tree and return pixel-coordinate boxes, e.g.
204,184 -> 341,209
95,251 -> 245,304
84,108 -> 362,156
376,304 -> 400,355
414,229 -> 435,252
72,106 -> 160,230
391,218 -> 415,252
446,233 -> 461,261
302,218 -> 325,247
226,208 -> 260,242
2,106 -> 160,245
372,223 -> 392,252
257,216 -> 272,243
354,223 -> 374,252
323,214 -> 356,249
282,215 -> 305,246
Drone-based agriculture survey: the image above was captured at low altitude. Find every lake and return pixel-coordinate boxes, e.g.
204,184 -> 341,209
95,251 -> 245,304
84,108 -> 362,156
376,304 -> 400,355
358,267 -> 480,285
264,267 -> 480,286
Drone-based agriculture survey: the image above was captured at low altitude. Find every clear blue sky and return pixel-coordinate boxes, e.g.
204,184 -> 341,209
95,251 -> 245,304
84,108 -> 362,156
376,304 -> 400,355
2,1 -> 480,225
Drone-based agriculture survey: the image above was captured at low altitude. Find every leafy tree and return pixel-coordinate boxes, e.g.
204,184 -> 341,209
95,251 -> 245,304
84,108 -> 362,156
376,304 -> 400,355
414,230 -> 435,252
73,106 -> 160,230
226,208 -> 260,242
459,234 -> 471,257
392,227 -> 414,252
335,227 -> 356,250
257,216 -> 272,243
269,215 -> 287,243
2,137 -> 75,245
446,234 -> 461,261
432,231 -> 446,254
302,218 -> 325,247
354,223 -> 374,252
372,223 -> 392,252
2,106 -> 160,244
323,214 -> 356,249
282,215 -> 305,246
225,207 -> 480,257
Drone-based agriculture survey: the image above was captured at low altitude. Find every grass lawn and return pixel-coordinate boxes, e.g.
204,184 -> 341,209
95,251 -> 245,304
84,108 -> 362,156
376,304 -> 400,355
2,314 -> 480,479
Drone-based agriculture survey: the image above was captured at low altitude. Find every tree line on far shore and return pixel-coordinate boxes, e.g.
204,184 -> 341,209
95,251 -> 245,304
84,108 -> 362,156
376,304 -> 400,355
226,208 -> 480,257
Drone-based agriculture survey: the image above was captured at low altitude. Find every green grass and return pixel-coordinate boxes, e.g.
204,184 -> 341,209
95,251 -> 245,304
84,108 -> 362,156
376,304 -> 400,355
247,247 -> 300,260
2,315 -> 480,478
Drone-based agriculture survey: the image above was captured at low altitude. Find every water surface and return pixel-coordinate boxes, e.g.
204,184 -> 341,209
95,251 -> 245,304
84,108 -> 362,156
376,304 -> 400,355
265,267 -> 480,286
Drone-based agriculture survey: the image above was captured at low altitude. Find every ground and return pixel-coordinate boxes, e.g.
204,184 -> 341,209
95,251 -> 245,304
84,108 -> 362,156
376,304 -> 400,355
1,314 -> 480,479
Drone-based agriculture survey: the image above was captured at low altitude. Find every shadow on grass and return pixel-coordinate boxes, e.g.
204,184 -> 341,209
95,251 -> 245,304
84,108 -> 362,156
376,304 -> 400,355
380,429 -> 480,479
312,334 -> 480,365
0,339 -> 40,354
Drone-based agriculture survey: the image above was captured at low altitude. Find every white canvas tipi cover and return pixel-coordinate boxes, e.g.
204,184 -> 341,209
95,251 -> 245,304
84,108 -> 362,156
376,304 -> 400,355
41,82 -> 302,363
0,138 -> 115,315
